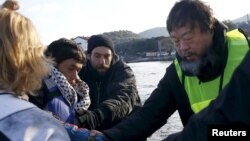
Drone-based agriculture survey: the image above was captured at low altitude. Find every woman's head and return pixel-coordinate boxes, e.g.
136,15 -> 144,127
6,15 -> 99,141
45,38 -> 86,86
1,0 -> 20,10
0,9 -> 50,95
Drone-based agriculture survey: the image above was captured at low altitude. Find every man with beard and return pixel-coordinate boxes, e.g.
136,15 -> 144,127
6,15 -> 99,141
77,34 -> 142,130
89,0 -> 250,141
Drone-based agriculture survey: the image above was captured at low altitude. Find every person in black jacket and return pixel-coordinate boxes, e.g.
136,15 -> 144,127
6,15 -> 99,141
91,0 -> 250,141
78,34 -> 142,130
165,50 -> 250,141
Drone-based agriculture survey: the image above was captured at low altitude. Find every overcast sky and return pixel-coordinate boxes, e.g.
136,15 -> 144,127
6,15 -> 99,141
2,0 -> 249,44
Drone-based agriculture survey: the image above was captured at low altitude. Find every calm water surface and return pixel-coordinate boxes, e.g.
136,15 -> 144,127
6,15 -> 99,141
128,61 -> 183,141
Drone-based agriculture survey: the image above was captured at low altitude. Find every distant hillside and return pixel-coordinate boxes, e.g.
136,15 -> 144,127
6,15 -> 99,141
103,30 -> 142,45
138,27 -> 169,38
138,14 -> 250,39
232,14 -> 250,23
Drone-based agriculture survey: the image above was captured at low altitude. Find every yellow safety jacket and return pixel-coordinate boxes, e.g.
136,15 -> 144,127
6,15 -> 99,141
174,29 -> 249,113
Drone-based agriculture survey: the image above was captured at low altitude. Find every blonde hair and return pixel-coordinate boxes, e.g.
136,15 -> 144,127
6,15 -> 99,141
0,9 -> 50,95
1,0 -> 19,11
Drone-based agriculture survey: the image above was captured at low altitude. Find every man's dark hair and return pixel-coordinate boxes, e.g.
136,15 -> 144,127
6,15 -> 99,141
167,0 -> 215,33
45,38 -> 86,65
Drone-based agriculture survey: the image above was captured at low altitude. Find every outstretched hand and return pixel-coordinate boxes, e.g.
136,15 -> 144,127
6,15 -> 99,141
89,130 -> 110,141
64,123 -> 109,141
77,110 -> 100,129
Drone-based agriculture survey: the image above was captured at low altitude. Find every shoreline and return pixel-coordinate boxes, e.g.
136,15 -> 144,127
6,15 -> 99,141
124,55 -> 175,63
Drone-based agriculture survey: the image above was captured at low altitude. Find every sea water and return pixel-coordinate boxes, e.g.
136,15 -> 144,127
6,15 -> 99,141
128,61 -> 183,141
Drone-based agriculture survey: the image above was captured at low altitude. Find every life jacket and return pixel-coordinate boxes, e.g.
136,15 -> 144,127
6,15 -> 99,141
174,29 -> 249,113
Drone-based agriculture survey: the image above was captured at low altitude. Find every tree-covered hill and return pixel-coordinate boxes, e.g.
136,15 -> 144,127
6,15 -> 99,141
101,30 -> 174,62
103,30 -> 142,46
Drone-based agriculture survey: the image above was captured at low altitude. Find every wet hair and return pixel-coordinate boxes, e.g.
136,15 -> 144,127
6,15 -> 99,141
167,0 -> 215,33
45,38 -> 86,66
0,8 -> 50,95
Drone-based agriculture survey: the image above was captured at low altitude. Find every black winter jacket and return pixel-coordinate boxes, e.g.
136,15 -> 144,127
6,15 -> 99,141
78,55 -> 142,130
102,22 -> 249,140
102,59 -> 193,141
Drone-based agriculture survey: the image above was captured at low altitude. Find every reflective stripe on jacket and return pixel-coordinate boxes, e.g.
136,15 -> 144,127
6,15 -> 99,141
174,29 -> 249,113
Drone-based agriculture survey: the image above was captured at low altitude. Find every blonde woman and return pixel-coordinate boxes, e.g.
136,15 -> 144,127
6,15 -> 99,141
0,6 -> 70,141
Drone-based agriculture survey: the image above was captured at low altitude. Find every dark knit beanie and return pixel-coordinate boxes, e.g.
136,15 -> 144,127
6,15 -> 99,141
87,34 -> 115,54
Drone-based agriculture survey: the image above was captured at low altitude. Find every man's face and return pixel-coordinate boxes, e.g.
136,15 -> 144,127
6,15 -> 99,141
88,46 -> 113,76
170,24 -> 213,62
170,25 -> 213,75
57,58 -> 83,86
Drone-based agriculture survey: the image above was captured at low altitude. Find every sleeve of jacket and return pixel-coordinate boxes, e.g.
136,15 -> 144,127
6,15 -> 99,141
163,51 -> 250,141
100,63 -> 140,120
102,64 -> 179,141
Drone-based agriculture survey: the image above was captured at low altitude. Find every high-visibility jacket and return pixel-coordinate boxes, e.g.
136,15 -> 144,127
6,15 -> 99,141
174,29 -> 249,113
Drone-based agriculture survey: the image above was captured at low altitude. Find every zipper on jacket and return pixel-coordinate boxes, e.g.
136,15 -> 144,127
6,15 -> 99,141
96,82 -> 102,106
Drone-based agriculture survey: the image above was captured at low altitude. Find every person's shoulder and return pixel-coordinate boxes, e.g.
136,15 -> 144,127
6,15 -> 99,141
0,107 -> 70,141
166,62 -> 175,72
115,60 -> 135,73
162,62 -> 178,80
111,58 -> 130,69
20,108 -> 70,136
0,107 -> 67,139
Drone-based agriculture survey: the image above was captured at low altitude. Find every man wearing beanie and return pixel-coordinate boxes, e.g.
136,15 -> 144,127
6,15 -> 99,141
78,34 -> 142,131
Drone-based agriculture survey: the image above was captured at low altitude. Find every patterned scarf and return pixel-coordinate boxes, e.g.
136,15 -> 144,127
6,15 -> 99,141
49,66 -> 90,114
